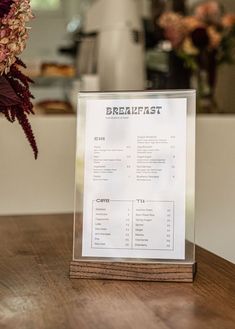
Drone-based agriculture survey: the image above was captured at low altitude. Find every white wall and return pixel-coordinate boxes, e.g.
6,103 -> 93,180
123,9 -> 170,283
195,116 -> 235,264
0,116 -> 235,264
0,116 -> 76,215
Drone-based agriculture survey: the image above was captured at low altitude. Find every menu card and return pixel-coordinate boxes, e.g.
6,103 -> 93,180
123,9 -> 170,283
81,97 -> 187,259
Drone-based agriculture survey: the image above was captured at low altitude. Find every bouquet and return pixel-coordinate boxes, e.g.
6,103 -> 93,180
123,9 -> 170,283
159,1 -> 235,73
0,0 -> 38,158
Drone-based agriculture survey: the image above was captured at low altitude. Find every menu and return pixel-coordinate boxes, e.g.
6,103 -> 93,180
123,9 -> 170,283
81,97 -> 187,259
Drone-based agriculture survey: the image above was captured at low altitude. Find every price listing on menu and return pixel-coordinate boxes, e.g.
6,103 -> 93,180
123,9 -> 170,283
82,98 -> 187,259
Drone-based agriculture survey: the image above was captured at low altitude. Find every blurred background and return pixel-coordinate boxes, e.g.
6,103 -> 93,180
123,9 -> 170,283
20,0 -> 235,114
0,0 -> 235,263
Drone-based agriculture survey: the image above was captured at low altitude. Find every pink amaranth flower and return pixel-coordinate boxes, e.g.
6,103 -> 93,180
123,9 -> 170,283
0,0 -> 33,75
0,0 -> 13,18
0,0 -> 38,158
0,46 -> 7,61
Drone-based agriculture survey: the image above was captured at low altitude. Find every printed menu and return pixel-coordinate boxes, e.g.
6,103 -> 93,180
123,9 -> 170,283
81,98 -> 187,259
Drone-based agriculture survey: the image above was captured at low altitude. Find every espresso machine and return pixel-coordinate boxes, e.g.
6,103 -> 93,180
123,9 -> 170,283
77,0 -> 146,91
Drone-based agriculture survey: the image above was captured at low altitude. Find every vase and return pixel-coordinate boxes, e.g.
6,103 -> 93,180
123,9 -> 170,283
196,50 -> 218,113
167,51 -> 191,89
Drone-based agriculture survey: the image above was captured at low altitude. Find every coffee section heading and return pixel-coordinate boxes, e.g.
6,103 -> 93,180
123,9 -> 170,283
106,106 -> 162,116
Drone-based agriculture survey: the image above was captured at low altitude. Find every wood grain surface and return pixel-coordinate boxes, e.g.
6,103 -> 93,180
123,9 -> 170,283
0,214 -> 235,329
70,261 -> 195,282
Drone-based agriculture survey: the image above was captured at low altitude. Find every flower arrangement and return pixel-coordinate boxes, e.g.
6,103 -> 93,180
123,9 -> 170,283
0,0 -> 38,158
159,1 -> 235,71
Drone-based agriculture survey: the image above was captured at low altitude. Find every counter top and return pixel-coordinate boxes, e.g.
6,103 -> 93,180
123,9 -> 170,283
0,214 -> 235,329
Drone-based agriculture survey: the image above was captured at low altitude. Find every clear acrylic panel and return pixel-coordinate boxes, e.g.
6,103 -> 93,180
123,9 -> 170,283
73,90 -> 196,264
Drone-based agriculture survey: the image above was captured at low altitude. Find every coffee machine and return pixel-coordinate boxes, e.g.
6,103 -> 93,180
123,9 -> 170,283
77,0 -> 146,91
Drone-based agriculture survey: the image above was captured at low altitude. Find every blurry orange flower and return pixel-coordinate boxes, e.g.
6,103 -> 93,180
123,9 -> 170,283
183,16 -> 204,33
207,26 -> 222,48
222,14 -> 235,28
195,1 -> 221,22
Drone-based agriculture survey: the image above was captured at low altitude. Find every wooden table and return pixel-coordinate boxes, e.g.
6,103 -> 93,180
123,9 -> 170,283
0,214 -> 235,329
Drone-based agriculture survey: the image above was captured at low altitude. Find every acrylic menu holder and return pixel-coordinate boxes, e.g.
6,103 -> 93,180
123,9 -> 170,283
70,90 -> 196,282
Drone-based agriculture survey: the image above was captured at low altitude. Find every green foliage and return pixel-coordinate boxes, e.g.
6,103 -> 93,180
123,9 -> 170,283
217,26 -> 235,65
177,51 -> 198,71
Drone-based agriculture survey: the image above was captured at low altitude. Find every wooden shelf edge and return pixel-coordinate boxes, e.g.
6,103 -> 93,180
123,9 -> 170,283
70,261 -> 197,283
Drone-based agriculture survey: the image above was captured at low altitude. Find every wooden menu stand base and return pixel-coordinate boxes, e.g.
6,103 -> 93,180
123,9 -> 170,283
70,261 -> 197,282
